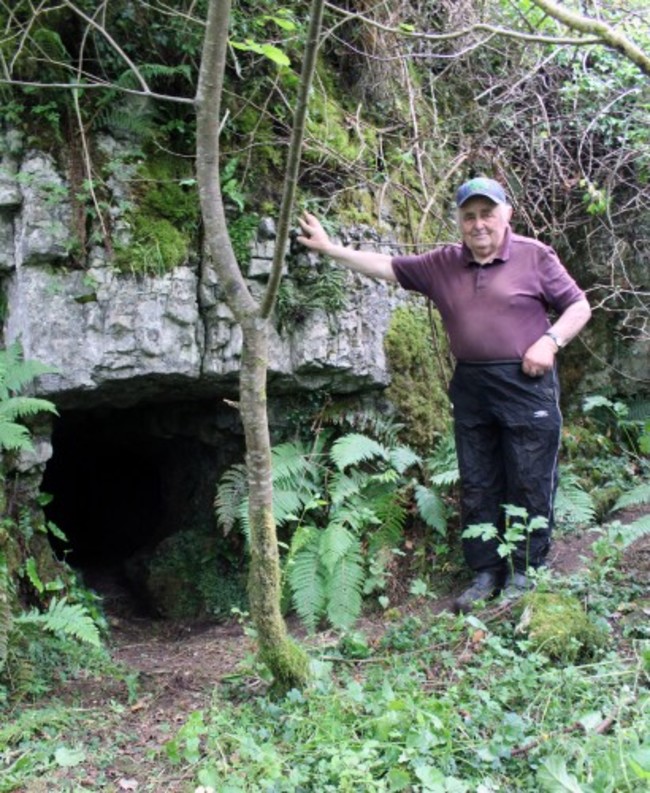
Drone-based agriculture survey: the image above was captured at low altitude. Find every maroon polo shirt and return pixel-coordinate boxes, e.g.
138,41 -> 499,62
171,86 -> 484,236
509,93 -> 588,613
391,227 -> 586,361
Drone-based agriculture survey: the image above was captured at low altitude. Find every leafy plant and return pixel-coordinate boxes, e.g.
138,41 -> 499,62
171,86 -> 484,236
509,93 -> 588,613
610,480 -> 650,514
462,505 -> 549,577
0,343 -> 58,452
13,597 -> 100,647
216,430 -> 430,631
583,395 -> 648,460
554,469 -> 597,530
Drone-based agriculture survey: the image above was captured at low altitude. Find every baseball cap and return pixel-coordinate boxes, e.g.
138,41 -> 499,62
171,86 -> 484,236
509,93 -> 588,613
455,177 -> 508,207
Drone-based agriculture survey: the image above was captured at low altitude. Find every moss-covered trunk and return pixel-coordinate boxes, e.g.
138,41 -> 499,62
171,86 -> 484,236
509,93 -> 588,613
239,318 -> 309,693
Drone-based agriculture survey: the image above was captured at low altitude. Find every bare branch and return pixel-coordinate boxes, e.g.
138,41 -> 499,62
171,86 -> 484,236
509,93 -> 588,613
324,1 -> 602,46
531,0 -> 650,75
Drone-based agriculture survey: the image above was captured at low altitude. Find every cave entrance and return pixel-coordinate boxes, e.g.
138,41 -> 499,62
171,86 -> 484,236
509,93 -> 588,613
41,400 -> 244,614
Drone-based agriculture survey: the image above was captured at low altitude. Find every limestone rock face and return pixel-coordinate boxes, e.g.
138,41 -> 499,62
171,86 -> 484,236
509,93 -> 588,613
0,142 -> 401,410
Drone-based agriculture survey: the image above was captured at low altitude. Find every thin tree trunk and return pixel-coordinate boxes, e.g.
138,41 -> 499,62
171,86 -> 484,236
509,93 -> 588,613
196,0 -> 311,692
239,317 -> 308,690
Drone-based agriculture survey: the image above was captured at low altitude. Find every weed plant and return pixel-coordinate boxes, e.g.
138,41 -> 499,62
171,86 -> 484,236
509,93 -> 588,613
165,566 -> 649,791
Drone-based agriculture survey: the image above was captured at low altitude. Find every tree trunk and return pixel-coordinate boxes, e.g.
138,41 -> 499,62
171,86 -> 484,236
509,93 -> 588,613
239,318 -> 309,692
195,0 -> 311,692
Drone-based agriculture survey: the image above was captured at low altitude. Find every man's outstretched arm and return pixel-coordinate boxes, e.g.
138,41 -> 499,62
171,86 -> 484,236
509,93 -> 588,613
297,212 -> 397,282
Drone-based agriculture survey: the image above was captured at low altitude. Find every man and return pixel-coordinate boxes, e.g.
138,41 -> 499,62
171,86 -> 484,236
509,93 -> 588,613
297,177 -> 591,613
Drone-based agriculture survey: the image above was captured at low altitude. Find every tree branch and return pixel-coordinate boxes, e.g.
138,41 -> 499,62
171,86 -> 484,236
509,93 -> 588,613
260,0 -> 326,319
530,0 -> 650,75
323,1 -> 602,47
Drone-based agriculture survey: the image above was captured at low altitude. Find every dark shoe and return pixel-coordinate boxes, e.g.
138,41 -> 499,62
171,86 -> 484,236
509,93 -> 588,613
454,571 -> 500,614
501,570 -> 535,603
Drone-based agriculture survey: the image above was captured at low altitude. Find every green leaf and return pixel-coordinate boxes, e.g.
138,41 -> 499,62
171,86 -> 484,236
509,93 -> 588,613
54,745 -> 86,767
326,540 -> 364,629
329,433 -> 389,471
24,557 -> 44,594
388,445 -> 421,474
611,481 -> 650,512
462,522 -> 498,541
289,533 -> 327,632
319,524 -> 355,574
15,596 -> 101,647
230,39 -> 290,67
628,747 -> 650,779
537,756 -> 584,792
414,484 -> 447,533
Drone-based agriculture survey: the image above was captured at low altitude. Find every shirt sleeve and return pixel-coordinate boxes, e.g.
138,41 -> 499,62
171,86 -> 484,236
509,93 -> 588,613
391,251 -> 439,300
538,246 -> 586,313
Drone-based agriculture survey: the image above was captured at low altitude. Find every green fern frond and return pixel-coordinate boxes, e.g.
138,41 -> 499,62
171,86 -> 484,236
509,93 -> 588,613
555,473 -> 597,527
0,342 -> 56,398
326,540 -> 365,630
319,524 -> 356,574
369,492 -> 407,553
388,445 -> 421,474
272,487 -> 305,527
289,533 -> 326,633
115,63 -> 193,90
429,468 -> 460,487
100,107 -> 157,138
329,433 -> 389,471
0,396 -> 58,422
14,597 -> 101,647
320,403 -> 404,445
606,514 -> 650,548
271,441 -> 316,483
329,471 -> 361,507
619,514 -> 650,547
33,28 -> 68,61
414,484 -> 448,534
215,463 -> 248,535
611,481 -> 650,513
0,420 -> 32,451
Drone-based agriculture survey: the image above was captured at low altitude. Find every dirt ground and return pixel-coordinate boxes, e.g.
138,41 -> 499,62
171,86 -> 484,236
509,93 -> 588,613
19,509 -> 650,792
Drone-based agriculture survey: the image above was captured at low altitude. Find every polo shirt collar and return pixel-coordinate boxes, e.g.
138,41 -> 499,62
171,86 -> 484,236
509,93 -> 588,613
462,226 -> 512,266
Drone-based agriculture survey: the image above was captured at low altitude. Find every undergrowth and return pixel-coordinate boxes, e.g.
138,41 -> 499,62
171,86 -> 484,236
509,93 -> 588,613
166,553 -> 650,792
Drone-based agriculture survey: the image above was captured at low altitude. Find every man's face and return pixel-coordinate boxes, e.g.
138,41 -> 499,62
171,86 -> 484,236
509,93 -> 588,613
458,197 -> 512,263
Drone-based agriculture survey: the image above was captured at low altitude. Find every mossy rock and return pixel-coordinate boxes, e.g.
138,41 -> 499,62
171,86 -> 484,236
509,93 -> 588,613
384,303 -> 452,451
142,530 -> 247,620
515,592 -> 608,663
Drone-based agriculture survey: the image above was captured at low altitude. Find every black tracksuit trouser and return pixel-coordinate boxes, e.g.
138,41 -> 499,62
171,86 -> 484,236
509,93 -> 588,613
449,361 -> 562,574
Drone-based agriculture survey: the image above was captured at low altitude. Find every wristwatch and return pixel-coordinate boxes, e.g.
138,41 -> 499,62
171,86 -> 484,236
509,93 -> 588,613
544,331 -> 564,350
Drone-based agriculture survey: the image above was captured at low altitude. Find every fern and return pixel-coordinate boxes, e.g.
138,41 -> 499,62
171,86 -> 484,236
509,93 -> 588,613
215,463 -> 248,536
606,514 -> 650,548
325,540 -> 365,630
0,344 -> 58,452
319,524 -> 356,574
369,492 -> 408,553
554,472 -> 597,527
288,531 -> 326,632
388,445 -> 421,475
14,597 -> 101,647
414,484 -> 448,534
611,481 -> 650,513
619,514 -> 650,547
0,342 -> 56,399
329,471 -> 361,507
330,434 -> 389,471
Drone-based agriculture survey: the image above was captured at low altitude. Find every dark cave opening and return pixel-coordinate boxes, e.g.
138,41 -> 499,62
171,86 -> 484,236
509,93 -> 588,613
41,401 -> 244,614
